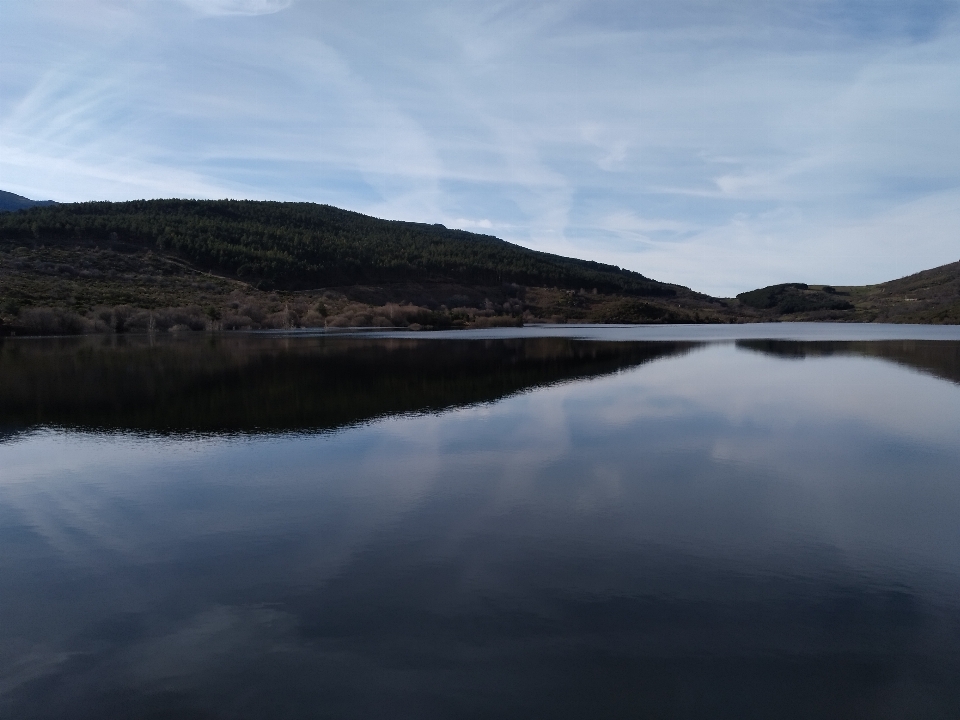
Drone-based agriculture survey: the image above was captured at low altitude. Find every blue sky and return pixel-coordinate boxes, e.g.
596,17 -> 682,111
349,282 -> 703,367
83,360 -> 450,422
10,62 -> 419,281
2,0 -> 959,295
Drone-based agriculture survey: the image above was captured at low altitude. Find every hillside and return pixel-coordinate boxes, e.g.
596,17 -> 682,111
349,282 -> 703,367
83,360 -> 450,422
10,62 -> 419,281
0,199 -> 674,295
1,197 -> 955,335
847,260 -> 960,323
735,260 -> 960,324
0,199 -> 739,335
0,190 -> 57,213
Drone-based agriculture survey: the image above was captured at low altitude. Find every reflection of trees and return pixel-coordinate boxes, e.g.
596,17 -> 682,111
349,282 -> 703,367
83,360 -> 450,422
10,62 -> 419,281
736,340 -> 960,386
0,336 -> 696,435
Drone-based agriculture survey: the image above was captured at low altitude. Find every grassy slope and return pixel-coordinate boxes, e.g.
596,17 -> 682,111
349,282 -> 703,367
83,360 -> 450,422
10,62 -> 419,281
841,260 -> 960,323
733,261 -> 960,324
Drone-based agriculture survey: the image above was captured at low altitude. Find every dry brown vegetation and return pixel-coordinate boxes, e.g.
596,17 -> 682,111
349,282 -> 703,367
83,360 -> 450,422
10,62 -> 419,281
1,233 -> 956,336
0,237 -> 746,335
836,260 -> 960,324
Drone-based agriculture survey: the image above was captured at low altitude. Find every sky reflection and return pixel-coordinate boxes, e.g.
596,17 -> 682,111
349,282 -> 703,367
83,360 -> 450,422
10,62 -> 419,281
2,338 -> 960,718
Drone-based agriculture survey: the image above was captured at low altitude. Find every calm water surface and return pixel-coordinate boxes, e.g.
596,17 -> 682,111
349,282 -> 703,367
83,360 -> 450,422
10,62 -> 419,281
1,327 -> 960,719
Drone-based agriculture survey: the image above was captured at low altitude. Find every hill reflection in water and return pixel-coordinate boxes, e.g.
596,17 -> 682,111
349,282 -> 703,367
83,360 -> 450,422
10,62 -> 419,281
736,338 -> 960,386
1,333 -> 960,719
0,335 -> 695,435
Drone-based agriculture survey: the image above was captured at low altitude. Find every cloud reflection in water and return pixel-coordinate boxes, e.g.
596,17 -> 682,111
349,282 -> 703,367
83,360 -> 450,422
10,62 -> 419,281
1,337 -> 959,718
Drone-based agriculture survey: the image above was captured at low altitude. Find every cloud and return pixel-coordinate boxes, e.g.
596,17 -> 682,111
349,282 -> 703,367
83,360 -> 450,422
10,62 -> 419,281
609,188 -> 960,297
450,218 -> 493,230
601,211 -> 701,236
177,0 -> 293,16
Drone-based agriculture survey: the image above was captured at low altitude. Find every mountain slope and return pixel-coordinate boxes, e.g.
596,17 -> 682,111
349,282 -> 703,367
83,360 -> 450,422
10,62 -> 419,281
0,190 -> 57,212
0,199 -> 739,334
1,197 -> 954,334
735,260 -> 960,324
850,260 -> 960,323
0,199 -> 676,296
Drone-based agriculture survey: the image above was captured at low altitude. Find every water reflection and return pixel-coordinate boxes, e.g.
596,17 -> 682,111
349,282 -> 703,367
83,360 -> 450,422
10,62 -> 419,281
0,335 -> 694,434
1,333 -> 959,719
737,339 -> 960,385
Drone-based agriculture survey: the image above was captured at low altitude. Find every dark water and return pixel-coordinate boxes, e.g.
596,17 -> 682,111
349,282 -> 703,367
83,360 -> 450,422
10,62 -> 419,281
2,329 -> 960,719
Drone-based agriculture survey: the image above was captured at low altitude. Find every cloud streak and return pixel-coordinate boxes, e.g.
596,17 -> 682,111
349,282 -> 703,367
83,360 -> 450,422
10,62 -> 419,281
177,0 -> 293,17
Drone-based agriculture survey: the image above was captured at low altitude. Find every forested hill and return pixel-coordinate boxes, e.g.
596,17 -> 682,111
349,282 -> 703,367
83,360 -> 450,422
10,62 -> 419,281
0,199 -> 676,297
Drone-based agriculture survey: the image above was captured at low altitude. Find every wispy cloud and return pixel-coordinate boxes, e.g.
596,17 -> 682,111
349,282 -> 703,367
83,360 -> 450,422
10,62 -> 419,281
177,0 -> 293,17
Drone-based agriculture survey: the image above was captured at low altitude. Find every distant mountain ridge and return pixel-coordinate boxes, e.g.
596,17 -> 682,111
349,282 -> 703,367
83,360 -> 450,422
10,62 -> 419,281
0,190 -> 57,212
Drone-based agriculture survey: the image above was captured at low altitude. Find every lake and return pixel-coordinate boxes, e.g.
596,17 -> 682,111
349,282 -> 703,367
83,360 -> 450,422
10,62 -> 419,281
2,325 -> 960,719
